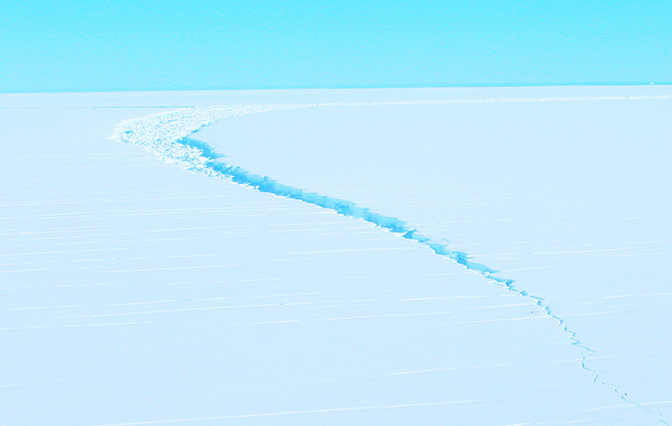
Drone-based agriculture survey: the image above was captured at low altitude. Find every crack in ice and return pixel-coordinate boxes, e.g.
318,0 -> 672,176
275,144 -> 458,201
112,97 -> 671,424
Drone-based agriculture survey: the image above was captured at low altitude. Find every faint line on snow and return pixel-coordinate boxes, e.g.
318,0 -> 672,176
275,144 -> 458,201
287,246 -> 416,254
53,300 -> 334,320
318,94 -> 672,107
398,294 -> 518,301
102,264 -> 238,273
0,321 -> 156,331
439,316 -> 548,325
388,358 -> 582,377
0,105 -> 196,109
603,293 -> 672,299
388,353 -> 646,377
90,401 -> 474,426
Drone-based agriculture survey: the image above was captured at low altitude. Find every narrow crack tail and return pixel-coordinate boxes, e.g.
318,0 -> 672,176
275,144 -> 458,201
112,104 -> 668,424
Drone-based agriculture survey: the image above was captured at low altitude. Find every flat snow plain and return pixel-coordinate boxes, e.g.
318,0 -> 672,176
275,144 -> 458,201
1,86 -> 671,425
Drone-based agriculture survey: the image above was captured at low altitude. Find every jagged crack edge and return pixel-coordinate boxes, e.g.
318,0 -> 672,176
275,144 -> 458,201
112,105 -> 666,424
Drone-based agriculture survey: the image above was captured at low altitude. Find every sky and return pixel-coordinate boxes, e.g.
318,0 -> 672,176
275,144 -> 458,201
1,0 -> 671,93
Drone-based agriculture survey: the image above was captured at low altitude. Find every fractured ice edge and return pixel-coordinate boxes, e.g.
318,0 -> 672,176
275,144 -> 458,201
111,98 -> 671,424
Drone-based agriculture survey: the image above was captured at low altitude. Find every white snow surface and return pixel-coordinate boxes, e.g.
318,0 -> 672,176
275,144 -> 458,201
1,86 -> 671,425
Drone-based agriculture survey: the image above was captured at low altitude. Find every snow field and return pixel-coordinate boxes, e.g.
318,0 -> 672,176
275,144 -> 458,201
1,86 -> 671,425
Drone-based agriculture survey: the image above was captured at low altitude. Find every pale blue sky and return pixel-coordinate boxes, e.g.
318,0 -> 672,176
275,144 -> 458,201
1,0 -> 670,93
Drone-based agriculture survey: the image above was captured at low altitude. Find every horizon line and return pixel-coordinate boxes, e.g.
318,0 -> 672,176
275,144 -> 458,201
2,81 -> 671,96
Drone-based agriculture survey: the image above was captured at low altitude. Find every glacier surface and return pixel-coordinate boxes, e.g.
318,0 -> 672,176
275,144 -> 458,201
1,86 -> 671,425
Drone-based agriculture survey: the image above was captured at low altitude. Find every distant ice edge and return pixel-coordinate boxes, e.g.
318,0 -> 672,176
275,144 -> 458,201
111,98 -> 671,425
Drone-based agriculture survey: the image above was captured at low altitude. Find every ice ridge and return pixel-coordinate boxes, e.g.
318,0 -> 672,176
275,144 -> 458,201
112,102 -> 668,425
